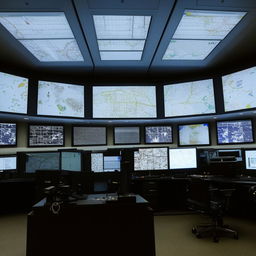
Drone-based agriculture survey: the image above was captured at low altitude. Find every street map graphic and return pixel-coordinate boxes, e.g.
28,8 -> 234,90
145,126 -> 172,143
164,79 -> 215,117
37,81 -> 84,117
222,66 -> 256,112
0,72 -> 28,114
0,123 -> 16,145
93,86 -> 156,118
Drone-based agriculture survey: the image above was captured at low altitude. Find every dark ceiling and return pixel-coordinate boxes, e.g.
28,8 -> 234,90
0,0 -> 255,85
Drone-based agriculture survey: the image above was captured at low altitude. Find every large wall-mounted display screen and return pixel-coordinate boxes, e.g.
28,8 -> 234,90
93,86 -> 157,118
0,72 -> 28,114
114,127 -> 140,144
0,123 -> 16,146
222,66 -> 256,112
217,120 -> 254,144
134,147 -> 168,171
37,81 -> 84,118
0,155 -> 16,171
73,127 -> 106,146
164,79 -> 215,117
169,148 -> 197,169
145,126 -> 172,144
25,152 -> 60,173
29,125 -> 64,147
178,123 -> 210,146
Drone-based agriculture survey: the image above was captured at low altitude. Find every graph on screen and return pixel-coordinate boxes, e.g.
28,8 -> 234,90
93,86 -> 156,118
217,120 -> 253,144
0,123 -> 16,146
0,72 -> 28,114
164,79 -> 215,117
169,148 -> 197,169
145,126 -> 172,144
37,81 -> 84,117
222,66 -> 256,112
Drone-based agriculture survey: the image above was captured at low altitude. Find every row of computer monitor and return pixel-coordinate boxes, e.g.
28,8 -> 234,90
1,147 -> 256,174
0,119 -> 255,147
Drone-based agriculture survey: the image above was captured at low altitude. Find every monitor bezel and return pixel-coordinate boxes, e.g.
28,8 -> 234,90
144,125 -> 173,144
216,119 -> 255,145
0,122 -> 17,147
113,126 -> 141,145
178,122 -> 211,147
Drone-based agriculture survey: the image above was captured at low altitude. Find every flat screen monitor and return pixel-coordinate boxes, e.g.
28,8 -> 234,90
164,79 -> 215,117
29,125 -> 64,147
91,153 -> 104,172
0,123 -> 16,146
222,66 -> 256,112
145,126 -> 172,144
178,123 -> 210,146
114,127 -> 140,145
37,80 -> 85,118
103,156 -> 121,172
245,150 -> 256,170
25,152 -> 60,173
216,120 -> 254,144
93,86 -> 157,118
0,155 -> 16,171
169,148 -> 197,169
73,127 -> 106,146
60,151 -> 82,172
0,72 -> 28,114
134,147 -> 168,171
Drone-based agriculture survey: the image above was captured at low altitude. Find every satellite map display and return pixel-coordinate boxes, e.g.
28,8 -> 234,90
134,147 -> 168,171
91,153 -> 104,172
222,66 -> 256,112
0,123 -> 16,146
145,126 -> 172,143
25,152 -> 60,173
29,125 -> 64,146
0,72 -> 28,114
93,86 -> 156,118
37,81 -> 84,117
179,124 -> 210,145
217,120 -> 253,144
164,79 -> 215,117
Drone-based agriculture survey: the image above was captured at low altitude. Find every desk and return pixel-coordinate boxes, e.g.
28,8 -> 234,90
26,194 -> 155,256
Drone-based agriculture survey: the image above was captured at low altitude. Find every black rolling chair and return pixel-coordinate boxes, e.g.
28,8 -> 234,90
187,177 -> 238,242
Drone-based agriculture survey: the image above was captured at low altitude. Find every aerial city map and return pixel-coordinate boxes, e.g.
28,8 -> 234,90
0,123 -> 16,146
145,126 -> 172,143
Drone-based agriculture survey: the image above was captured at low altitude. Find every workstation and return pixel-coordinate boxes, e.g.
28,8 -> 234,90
0,0 -> 256,256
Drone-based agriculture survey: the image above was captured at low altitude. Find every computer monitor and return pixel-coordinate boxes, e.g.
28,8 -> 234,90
114,127 -> 140,145
103,156 -> 121,172
60,151 -> 83,172
169,148 -> 197,169
0,155 -> 16,171
0,123 -> 17,146
91,153 -> 104,172
245,149 -> 256,170
145,126 -> 172,144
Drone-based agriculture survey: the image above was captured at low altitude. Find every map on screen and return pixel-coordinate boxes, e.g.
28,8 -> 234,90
145,126 -> 172,143
169,148 -> 197,169
93,86 -> 156,118
91,153 -> 104,172
29,125 -> 64,146
179,124 -> 210,146
0,72 -> 28,114
0,123 -> 16,146
217,120 -> 253,144
222,66 -> 256,112
164,79 -> 215,117
37,81 -> 84,117
134,148 -> 168,171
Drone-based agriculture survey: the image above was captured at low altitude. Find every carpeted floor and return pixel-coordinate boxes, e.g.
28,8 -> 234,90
0,213 -> 256,256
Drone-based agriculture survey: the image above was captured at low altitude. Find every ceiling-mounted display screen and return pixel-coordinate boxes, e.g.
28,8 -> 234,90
217,120 -> 254,144
178,123 -> 210,146
37,81 -> 84,118
114,127 -> 140,145
29,125 -> 64,147
93,86 -> 156,118
164,79 -> 215,117
73,127 -> 106,146
0,72 -> 28,114
0,123 -> 16,146
134,147 -> 168,171
222,66 -> 256,112
145,126 -> 172,144
169,148 -> 197,169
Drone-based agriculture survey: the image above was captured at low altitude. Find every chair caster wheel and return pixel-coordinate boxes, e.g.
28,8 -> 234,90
192,228 -> 197,234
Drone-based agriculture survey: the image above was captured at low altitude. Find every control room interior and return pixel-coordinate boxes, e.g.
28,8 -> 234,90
0,1 -> 256,256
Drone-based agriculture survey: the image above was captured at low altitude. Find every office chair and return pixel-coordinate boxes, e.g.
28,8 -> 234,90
187,177 -> 238,242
